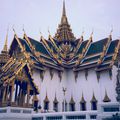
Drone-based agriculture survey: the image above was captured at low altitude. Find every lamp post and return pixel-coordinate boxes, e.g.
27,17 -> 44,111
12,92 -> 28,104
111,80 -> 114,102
62,87 -> 67,112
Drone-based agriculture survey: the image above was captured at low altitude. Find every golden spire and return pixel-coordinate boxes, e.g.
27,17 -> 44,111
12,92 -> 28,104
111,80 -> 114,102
54,0 -> 76,41
3,29 -> 8,52
63,0 -> 66,16
61,0 -> 68,24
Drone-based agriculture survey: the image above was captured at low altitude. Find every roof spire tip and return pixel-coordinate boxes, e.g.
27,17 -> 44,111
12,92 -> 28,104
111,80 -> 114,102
12,25 -> 16,35
48,27 -> 50,36
110,26 -> 113,36
3,28 -> 9,52
22,24 -> 26,34
63,0 -> 66,16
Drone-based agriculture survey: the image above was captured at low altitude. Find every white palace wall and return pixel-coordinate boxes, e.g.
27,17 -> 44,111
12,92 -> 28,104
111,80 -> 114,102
32,65 -> 118,112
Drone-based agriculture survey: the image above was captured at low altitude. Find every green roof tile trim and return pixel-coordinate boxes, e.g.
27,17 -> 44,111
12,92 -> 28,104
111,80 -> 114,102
82,55 -> 100,64
19,38 -> 31,53
97,63 -> 110,69
103,56 -> 113,63
28,37 -> 50,56
70,57 -> 78,63
46,40 -> 58,54
86,38 -> 108,56
77,40 -> 88,55
107,40 -> 119,54
75,62 -> 97,70
40,56 -> 57,64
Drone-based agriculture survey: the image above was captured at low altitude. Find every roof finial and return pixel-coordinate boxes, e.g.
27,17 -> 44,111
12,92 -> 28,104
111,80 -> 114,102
81,28 -> 84,37
3,27 -> 9,52
63,0 -> 66,16
23,24 -> 26,35
12,25 -> 16,35
48,27 -> 50,36
110,26 -> 113,36
39,29 -> 43,40
90,29 -> 94,40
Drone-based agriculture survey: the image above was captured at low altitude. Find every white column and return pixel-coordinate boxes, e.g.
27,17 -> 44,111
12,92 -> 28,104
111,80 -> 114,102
12,84 -> 16,102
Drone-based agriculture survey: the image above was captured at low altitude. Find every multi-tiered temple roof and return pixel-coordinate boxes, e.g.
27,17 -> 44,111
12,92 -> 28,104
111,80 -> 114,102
0,1 -> 120,77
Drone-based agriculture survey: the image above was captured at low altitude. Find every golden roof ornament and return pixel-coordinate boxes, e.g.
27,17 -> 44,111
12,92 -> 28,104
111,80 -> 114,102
3,28 -> 8,52
33,95 -> 38,101
54,0 -> 76,41
109,27 -> 113,39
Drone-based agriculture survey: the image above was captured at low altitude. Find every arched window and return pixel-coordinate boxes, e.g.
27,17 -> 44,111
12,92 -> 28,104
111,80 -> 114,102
69,96 -> 75,111
103,89 -> 111,102
53,94 -> 58,112
33,95 -> 38,111
91,92 -> 97,110
80,93 -> 86,111
44,94 -> 49,111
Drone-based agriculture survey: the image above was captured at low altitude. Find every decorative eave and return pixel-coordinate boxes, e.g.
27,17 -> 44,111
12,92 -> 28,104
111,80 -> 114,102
0,58 -> 39,94
103,89 -> 111,102
74,34 -> 83,54
75,33 -> 93,66
41,36 -> 64,66
23,32 -> 36,52
110,39 -> 120,67
49,35 -> 60,52
97,34 -> 112,65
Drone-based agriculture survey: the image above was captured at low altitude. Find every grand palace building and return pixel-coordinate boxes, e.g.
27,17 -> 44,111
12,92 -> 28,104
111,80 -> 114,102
0,1 -> 120,120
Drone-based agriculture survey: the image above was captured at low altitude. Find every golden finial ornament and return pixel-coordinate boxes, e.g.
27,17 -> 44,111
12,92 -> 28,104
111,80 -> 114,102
22,24 -> 26,35
12,25 -> 16,35
3,27 -> 9,52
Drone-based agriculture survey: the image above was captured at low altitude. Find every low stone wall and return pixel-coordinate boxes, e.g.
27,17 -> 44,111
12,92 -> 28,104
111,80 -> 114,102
0,107 -> 33,120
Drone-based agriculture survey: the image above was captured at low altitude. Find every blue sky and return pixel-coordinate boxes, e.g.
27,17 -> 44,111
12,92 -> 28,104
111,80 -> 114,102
0,0 -> 120,51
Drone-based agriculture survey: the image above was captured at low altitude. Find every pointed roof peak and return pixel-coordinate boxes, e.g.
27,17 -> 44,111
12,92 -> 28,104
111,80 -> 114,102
62,0 -> 66,16
61,0 -> 68,24
2,30 -> 8,52
54,1 -> 76,41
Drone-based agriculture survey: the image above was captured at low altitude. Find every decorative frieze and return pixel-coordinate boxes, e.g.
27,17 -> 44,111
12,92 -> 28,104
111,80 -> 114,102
49,69 -> 54,80
96,71 -> 100,82
58,71 -> 63,82
40,70 -> 45,81
74,71 -> 78,82
85,69 -> 88,80
109,69 -> 112,80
